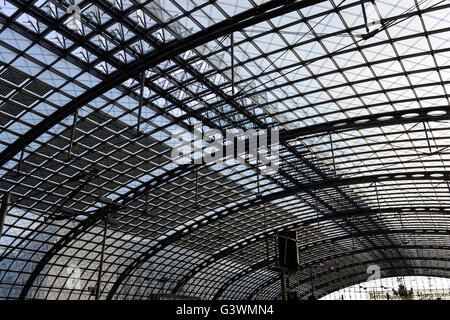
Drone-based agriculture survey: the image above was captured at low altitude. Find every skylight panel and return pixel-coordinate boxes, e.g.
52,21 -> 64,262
395,36 -> 429,56
0,0 -> 17,17
0,29 -> 32,51
333,50 -> 365,68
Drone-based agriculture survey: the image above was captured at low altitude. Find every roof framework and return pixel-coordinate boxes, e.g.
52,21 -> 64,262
0,0 -> 449,300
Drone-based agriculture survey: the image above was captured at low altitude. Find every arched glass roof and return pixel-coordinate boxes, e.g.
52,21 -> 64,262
0,0 -> 449,300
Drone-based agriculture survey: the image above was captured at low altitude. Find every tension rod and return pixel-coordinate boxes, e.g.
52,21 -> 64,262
95,208 -> 110,300
330,133 -> 336,173
67,109 -> 78,161
137,71 -> 145,134
145,190 -> 149,216
195,165 -> 198,208
16,149 -> 24,176
314,189 -> 319,229
423,122 -> 433,154
375,181 -> 381,217
361,2 -> 370,33
257,167 -> 270,266
231,32 -> 235,96
192,166 -> 199,240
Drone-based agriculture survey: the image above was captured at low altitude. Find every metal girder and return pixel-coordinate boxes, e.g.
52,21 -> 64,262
263,258 -> 450,300
175,104 -> 450,161
261,171 -> 450,204
0,0 -> 328,169
170,206 -> 450,297
19,163 -> 195,300
299,228 -> 449,251
303,245 -> 450,270
105,170 -> 450,299
279,105 -> 450,140
297,266 -> 450,300
214,244 -> 449,300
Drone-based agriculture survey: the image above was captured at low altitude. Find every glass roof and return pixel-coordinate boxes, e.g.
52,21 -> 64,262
0,0 -> 449,300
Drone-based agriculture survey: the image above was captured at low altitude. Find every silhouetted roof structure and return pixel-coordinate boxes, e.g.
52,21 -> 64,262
0,0 -> 448,300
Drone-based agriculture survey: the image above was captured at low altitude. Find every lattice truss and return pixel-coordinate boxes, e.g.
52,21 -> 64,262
0,0 -> 448,300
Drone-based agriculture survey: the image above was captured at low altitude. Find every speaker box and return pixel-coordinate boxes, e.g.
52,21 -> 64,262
277,231 -> 299,272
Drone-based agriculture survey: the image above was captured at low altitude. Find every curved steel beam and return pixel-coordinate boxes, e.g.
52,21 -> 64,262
172,105 -> 450,165
263,258 -> 450,300
171,206 -> 450,296
0,0 -> 327,168
6,0 -> 448,302
18,163 -> 195,299
106,170 -> 450,298
214,244 -> 449,300
7,0 -> 443,301
261,171 -> 450,204
300,229 -> 449,252
279,105 -> 450,140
